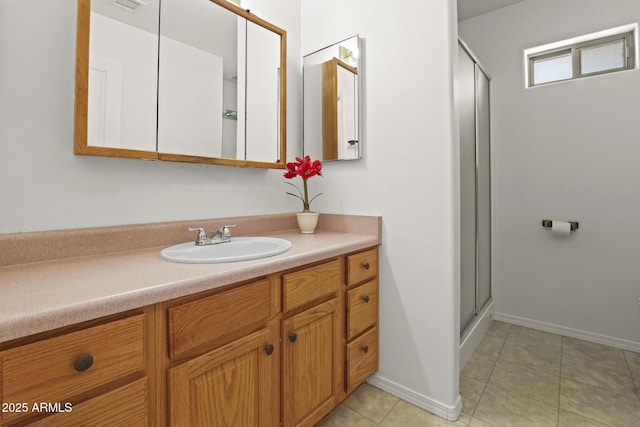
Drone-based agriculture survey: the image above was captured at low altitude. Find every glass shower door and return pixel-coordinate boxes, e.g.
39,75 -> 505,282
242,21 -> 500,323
458,43 -> 492,335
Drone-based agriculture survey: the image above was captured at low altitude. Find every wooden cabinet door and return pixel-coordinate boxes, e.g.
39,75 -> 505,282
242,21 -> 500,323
282,298 -> 340,427
168,327 -> 279,427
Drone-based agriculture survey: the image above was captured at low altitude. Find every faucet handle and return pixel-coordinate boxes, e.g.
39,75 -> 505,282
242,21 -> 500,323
188,227 -> 208,245
220,224 -> 236,240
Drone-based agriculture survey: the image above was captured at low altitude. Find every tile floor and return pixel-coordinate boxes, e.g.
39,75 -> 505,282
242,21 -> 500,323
318,321 -> 640,426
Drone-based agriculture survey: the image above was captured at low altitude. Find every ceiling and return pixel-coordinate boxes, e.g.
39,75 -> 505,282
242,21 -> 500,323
457,0 -> 526,21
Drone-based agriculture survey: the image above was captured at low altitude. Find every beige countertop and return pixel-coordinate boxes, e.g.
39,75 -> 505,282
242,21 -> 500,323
0,214 -> 381,344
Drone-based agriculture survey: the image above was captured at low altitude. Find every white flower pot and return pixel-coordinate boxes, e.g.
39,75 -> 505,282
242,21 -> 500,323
296,212 -> 320,234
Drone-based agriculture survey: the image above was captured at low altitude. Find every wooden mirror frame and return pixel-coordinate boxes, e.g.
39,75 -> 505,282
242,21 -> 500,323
74,0 -> 286,169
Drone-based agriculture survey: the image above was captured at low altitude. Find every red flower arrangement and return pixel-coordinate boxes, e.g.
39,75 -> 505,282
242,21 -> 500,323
284,156 -> 323,212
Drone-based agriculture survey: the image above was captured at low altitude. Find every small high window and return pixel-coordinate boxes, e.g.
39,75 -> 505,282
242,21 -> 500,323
525,24 -> 637,87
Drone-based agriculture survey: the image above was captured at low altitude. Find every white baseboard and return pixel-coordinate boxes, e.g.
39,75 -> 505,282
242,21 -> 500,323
494,312 -> 640,353
366,374 -> 462,422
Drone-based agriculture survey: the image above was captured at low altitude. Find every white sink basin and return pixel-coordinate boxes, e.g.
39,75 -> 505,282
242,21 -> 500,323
160,237 -> 292,264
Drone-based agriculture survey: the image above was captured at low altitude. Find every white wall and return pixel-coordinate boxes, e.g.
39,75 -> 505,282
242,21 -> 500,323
460,0 -> 640,348
0,0 -> 302,234
302,0 -> 461,419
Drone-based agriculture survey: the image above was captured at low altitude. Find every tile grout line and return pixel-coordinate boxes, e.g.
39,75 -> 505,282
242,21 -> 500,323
376,398 -> 400,426
483,325 -> 565,425
555,334 -> 633,427
469,323 -> 511,422
621,350 -> 640,401
557,335 -> 565,427
467,323 -> 640,426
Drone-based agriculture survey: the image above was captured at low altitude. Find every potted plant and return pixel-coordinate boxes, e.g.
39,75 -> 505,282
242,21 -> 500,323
284,156 -> 323,233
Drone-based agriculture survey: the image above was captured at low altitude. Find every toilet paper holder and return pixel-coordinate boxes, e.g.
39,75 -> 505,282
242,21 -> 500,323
542,219 -> 579,231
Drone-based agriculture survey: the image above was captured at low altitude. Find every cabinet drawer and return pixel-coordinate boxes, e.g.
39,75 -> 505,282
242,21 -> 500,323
0,314 -> 145,422
282,260 -> 340,312
346,279 -> 378,340
27,377 -> 148,427
346,248 -> 378,286
346,327 -> 378,391
168,278 -> 277,358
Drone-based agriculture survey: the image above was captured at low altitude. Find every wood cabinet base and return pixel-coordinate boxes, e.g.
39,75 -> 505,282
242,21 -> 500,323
0,247 -> 379,427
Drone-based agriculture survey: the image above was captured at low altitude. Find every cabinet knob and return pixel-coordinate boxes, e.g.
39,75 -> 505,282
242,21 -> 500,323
289,333 -> 298,343
264,344 -> 274,356
74,354 -> 94,372
363,262 -> 370,270
362,345 -> 369,353
362,295 -> 370,303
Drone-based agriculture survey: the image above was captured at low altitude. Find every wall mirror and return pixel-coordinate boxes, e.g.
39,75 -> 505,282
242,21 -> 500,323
75,0 -> 286,169
303,35 -> 363,161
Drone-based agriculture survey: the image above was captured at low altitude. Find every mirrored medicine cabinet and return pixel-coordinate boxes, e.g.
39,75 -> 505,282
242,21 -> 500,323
74,0 -> 286,169
303,36 -> 363,161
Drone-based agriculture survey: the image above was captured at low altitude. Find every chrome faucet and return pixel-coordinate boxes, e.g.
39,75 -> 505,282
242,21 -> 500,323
188,224 -> 236,246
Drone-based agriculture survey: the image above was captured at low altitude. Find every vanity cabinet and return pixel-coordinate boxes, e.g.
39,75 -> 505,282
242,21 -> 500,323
0,246 -> 379,427
0,309 -> 153,426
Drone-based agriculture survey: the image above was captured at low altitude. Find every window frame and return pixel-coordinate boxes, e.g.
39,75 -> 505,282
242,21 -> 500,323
526,24 -> 637,88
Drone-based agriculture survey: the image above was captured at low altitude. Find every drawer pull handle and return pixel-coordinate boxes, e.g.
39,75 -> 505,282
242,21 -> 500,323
265,344 -> 275,356
362,295 -> 370,303
74,354 -> 94,372
289,333 -> 298,343
363,262 -> 370,270
362,345 -> 369,353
